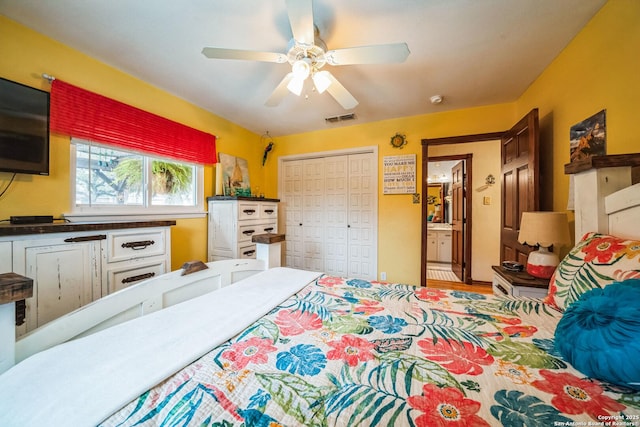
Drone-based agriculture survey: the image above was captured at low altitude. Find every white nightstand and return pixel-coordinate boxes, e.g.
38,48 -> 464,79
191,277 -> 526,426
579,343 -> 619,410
491,265 -> 550,299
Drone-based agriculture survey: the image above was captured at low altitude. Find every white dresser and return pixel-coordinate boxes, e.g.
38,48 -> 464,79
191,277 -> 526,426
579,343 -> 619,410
208,197 -> 279,261
0,221 -> 174,336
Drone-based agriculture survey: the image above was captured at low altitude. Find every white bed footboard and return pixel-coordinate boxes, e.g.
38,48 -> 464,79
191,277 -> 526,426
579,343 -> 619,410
14,258 -> 266,364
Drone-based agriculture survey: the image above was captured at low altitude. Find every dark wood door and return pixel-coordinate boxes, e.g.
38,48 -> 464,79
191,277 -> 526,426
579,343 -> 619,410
500,109 -> 540,264
451,160 -> 465,281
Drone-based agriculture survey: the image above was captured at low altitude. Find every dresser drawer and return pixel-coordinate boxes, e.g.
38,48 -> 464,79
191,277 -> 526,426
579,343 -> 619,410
260,203 -> 278,219
237,202 -> 278,220
238,221 -> 277,243
238,202 -> 260,220
239,243 -> 257,259
492,274 -> 513,296
105,257 -> 167,294
492,271 -> 548,299
106,229 -> 167,262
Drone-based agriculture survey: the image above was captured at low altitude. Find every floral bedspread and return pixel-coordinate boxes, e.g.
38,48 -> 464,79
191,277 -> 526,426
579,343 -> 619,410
102,276 -> 640,426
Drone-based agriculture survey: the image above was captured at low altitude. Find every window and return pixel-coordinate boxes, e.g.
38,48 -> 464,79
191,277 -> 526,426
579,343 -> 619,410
71,139 -> 203,217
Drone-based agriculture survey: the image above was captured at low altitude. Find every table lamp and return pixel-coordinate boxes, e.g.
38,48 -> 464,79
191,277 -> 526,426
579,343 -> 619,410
518,212 -> 571,279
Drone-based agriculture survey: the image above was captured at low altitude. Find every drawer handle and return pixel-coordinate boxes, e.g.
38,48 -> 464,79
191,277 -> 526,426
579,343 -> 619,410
122,272 -> 155,284
242,229 -> 256,235
64,235 -> 107,243
264,209 -> 274,214
496,284 -> 509,295
243,249 -> 256,256
264,227 -> 274,232
122,240 -> 155,250
243,209 -> 256,215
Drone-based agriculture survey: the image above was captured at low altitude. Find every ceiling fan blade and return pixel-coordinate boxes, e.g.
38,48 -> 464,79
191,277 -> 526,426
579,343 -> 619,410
202,47 -> 287,63
285,0 -> 314,45
325,43 -> 410,65
324,72 -> 359,110
265,73 -> 295,107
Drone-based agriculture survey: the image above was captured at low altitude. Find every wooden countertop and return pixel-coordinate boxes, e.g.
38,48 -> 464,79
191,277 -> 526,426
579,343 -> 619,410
207,196 -> 280,202
492,265 -> 550,289
564,153 -> 640,174
0,220 -> 176,237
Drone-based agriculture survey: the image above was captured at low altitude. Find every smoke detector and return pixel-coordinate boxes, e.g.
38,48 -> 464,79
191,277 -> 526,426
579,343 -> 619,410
430,95 -> 443,105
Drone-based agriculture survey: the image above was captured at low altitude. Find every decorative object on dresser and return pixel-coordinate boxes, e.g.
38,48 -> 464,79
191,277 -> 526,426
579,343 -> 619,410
501,260 -> 524,272
491,265 -> 550,299
517,211 -> 571,279
208,196 -> 279,261
217,153 -> 251,197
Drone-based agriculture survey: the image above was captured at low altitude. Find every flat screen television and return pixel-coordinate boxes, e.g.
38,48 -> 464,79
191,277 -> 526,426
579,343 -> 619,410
0,77 -> 50,175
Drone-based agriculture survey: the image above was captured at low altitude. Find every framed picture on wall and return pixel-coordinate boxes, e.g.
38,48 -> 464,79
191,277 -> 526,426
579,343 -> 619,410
218,152 -> 251,196
570,109 -> 606,163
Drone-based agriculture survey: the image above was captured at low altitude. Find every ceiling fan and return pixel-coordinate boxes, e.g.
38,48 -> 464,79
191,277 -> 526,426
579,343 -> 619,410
201,0 -> 410,110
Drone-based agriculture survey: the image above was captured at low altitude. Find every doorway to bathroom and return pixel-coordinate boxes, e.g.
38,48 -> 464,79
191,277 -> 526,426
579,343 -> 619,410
425,156 -> 469,283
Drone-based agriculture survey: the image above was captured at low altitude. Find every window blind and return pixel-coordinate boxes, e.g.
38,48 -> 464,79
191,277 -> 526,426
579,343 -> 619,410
50,80 -> 216,164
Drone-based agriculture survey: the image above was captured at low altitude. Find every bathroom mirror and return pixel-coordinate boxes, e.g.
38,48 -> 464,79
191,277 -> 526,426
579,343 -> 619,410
426,184 -> 444,223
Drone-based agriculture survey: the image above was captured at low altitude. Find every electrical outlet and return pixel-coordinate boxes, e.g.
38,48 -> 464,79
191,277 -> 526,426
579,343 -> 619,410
380,272 -> 387,281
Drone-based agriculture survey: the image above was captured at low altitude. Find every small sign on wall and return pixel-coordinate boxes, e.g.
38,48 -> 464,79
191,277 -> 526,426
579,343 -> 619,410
383,154 -> 416,194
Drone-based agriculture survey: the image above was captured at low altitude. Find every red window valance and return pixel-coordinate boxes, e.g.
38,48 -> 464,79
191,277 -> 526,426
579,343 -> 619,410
50,80 -> 216,164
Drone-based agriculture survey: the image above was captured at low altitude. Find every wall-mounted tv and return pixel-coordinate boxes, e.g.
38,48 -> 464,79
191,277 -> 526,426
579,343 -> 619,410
0,77 -> 50,175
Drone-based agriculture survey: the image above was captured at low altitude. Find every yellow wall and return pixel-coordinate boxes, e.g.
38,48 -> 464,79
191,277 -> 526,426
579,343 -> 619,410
516,0 -> 640,221
0,16 -> 265,269
2,0 -> 639,285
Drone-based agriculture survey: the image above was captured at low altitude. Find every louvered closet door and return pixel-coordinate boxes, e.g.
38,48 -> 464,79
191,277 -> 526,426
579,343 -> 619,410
302,158 -> 325,271
324,156 -> 349,276
282,160 -> 304,269
347,153 -> 376,279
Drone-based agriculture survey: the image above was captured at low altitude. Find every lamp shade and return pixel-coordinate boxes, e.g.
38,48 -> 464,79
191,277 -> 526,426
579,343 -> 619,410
518,212 -> 571,248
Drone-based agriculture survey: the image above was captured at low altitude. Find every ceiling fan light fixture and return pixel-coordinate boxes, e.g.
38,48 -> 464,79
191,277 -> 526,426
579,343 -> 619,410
312,70 -> 331,93
291,59 -> 311,80
287,76 -> 305,96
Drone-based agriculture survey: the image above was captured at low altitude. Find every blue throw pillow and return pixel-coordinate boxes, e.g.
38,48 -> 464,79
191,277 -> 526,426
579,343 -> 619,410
555,279 -> 640,390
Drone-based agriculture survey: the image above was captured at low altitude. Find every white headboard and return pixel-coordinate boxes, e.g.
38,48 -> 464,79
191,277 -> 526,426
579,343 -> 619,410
606,182 -> 640,239
567,154 -> 640,239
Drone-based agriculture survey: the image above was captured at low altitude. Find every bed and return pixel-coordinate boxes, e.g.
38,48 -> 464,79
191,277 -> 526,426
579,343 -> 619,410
0,171 -> 639,426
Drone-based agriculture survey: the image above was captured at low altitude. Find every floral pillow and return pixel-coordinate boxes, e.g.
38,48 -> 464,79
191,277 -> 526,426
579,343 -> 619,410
543,232 -> 640,311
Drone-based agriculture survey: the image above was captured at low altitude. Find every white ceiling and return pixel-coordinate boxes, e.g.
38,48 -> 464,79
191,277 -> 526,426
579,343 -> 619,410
427,160 -> 459,183
0,0 -> 606,137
